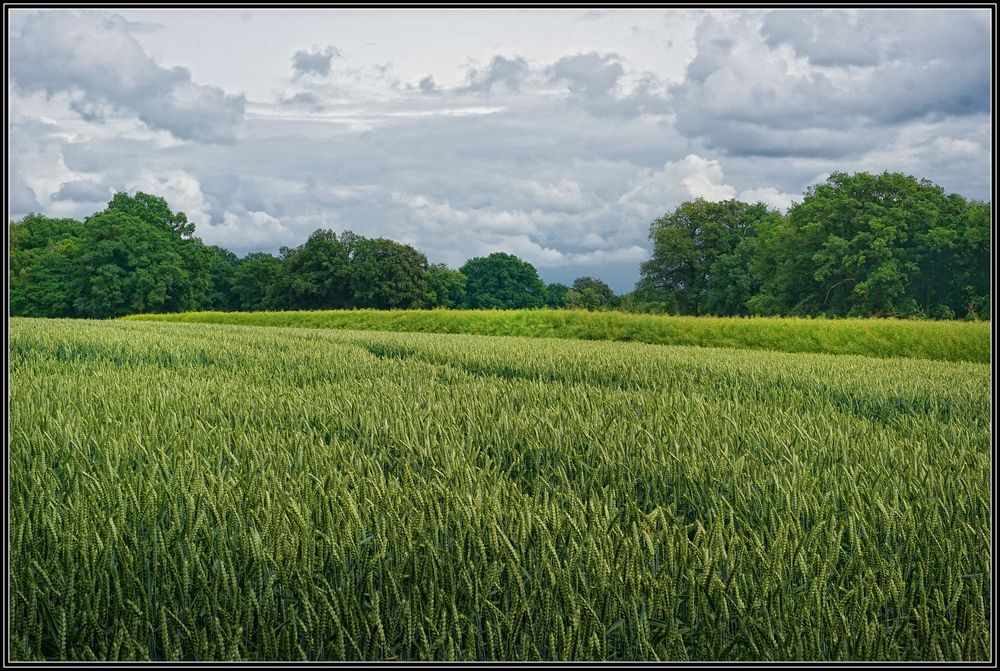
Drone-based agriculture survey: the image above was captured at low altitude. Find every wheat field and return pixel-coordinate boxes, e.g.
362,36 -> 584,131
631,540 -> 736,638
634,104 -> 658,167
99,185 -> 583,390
9,317 -> 991,661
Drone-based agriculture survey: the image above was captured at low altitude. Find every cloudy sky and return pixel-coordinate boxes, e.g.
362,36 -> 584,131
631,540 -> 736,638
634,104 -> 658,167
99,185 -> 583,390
7,8 -> 992,291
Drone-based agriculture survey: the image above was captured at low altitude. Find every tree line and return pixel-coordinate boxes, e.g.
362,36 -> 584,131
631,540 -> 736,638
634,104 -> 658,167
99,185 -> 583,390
9,171 -> 990,320
9,192 -> 617,318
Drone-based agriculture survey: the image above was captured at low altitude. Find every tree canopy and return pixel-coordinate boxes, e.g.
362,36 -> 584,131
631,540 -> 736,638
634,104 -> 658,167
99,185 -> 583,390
565,277 -> 617,310
106,191 -> 196,238
637,199 -> 777,316
350,238 -> 429,309
231,252 -> 282,311
544,283 -> 569,308
275,229 -> 353,310
638,172 -> 989,319
12,195 -> 208,318
460,252 -> 548,309
426,264 -> 467,309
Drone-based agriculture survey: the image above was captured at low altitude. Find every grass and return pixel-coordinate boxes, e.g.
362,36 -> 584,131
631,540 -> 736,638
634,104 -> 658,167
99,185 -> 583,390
123,309 -> 990,364
9,317 -> 991,661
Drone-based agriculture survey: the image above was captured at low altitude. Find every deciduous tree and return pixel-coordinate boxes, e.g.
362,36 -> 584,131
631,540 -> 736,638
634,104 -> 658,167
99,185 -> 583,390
460,252 -> 547,309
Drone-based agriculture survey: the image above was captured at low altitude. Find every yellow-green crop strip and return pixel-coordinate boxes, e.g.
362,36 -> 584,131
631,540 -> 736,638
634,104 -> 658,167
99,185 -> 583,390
124,309 -> 991,364
9,317 -> 991,661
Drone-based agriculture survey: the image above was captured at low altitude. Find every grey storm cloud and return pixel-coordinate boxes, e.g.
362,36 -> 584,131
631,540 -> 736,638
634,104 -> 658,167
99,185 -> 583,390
9,11 -> 246,144
548,52 -> 625,99
418,75 -> 439,95
10,183 -> 41,215
669,10 -> 991,158
458,55 -> 531,94
292,46 -> 342,77
760,11 -> 882,67
279,91 -> 325,109
51,180 -> 111,203
67,98 -> 113,124
684,36 -> 734,83
548,53 -> 670,118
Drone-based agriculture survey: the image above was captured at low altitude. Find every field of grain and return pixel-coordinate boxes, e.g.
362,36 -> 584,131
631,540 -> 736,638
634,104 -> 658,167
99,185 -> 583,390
9,317 -> 992,661
124,309 -> 991,364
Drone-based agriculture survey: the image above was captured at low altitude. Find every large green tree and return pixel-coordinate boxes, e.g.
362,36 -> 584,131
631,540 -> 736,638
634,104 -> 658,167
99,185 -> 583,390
10,193 -> 217,318
349,238 -> 429,309
638,199 -> 777,315
71,209 -> 201,317
275,229 -> 353,310
460,252 -> 547,309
